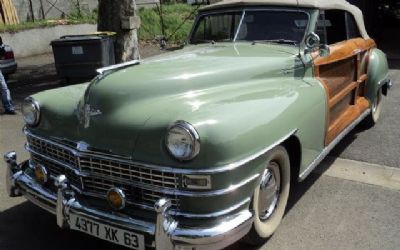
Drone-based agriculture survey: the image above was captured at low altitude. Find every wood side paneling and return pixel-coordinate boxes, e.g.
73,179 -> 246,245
326,97 -> 369,144
319,57 -> 356,97
314,38 -> 376,145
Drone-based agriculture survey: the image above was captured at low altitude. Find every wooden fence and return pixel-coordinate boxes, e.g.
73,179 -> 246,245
0,0 -> 19,24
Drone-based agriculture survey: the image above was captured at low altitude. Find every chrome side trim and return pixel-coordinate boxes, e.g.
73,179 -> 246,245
299,109 -> 371,181
24,128 -> 297,174
210,129 -> 298,174
184,173 -> 259,197
81,190 -> 250,219
96,60 -> 140,75
172,197 -> 251,218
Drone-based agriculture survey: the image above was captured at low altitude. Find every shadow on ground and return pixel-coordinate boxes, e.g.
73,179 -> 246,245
0,201 -> 127,250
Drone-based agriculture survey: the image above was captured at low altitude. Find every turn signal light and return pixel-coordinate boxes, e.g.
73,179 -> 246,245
34,165 -> 48,184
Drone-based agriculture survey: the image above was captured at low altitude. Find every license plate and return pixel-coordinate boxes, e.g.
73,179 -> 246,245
72,46 -> 84,55
70,214 -> 145,250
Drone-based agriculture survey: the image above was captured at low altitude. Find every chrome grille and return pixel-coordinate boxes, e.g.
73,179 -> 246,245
31,154 -> 82,189
27,134 -> 180,209
84,177 -> 179,208
27,135 -> 77,167
79,156 -> 179,189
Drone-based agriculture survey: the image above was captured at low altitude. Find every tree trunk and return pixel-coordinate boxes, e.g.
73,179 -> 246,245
98,0 -> 140,63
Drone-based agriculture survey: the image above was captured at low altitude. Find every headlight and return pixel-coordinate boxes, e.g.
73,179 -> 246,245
22,97 -> 40,126
166,121 -> 200,161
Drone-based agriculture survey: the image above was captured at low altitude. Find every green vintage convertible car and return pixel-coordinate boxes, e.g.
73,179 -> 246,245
4,0 -> 392,249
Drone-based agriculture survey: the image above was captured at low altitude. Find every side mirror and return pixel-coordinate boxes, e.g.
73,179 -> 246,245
304,32 -> 330,58
305,32 -> 320,51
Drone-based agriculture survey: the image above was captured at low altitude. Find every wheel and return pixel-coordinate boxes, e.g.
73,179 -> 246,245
363,88 -> 383,127
244,145 -> 291,245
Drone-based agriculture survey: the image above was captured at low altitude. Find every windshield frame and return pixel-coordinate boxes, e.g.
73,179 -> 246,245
188,7 -> 312,46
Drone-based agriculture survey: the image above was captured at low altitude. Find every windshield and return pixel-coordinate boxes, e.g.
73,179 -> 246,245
190,9 -> 309,45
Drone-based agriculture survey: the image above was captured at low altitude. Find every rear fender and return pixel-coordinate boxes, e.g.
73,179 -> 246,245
366,49 -> 390,102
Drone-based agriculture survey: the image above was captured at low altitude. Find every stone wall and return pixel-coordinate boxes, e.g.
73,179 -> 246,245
11,0 -> 98,22
11,0 -> 160,22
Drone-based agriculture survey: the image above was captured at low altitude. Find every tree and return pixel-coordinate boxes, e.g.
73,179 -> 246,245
98,0 -> 141,63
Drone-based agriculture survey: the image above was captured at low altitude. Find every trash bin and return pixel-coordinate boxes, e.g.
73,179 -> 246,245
51,32 -> 116,79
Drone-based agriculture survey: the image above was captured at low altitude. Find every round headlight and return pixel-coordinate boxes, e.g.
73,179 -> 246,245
166,121 -> 200,161
22,97 -> 40,126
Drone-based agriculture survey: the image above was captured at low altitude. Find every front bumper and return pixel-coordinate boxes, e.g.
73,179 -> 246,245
4,152 -> 253,250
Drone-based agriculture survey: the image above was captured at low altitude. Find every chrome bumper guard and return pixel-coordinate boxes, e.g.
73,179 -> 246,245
4,152 -> 253,250
388,79 -> 393,89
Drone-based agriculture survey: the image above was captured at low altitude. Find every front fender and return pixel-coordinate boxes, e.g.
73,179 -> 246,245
366,48 -> 389,103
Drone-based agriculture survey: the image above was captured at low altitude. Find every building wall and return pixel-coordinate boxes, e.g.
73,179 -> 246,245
2,24 -> 97,57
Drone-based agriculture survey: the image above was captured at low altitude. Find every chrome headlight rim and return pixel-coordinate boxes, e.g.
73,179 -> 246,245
22,97 -> 40,126
166,120 -> 200,161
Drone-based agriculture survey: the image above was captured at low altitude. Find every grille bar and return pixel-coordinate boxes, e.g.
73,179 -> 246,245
27,135 -> 180,209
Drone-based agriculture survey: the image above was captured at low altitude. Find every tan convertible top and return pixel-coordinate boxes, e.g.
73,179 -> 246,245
201,0 -> 369,39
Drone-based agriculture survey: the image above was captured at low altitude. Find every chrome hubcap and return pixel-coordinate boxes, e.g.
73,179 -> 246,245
258,161 -> 281,221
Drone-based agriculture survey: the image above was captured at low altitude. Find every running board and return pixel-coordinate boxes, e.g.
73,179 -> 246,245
298,109 -> 371,181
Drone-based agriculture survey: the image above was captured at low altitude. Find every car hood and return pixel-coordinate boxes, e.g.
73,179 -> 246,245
33,43 -> 305,159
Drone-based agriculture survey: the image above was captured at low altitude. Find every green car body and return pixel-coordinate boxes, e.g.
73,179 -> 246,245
4,2 -> 391,250
30,42 -> 328,211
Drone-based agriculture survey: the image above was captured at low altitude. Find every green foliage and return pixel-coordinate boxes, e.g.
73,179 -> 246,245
67,10 -> 97,24
67,0 -> 97,24
138,4 -> 198,43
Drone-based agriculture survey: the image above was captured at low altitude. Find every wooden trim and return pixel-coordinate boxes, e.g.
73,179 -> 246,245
326,97 -> 369,144
329,81 -> 358,108
314,38 -> 376,66
314,38 -> 375,146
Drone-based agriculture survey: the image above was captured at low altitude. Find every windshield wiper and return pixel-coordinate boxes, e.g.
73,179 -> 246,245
252,39 -> 297,46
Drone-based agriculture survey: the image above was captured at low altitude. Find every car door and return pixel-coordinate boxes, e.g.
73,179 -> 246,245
313,10 -> 376,145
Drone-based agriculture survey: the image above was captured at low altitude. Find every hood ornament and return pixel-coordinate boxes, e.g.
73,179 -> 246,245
79,104 -> 102,128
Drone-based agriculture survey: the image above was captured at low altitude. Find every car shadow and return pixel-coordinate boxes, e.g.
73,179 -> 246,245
0,201 -> 127,250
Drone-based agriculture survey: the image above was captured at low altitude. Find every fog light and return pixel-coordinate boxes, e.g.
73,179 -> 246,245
107,188 -> 126,210
183,175 -> 211,189
34,164 -> 48,184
